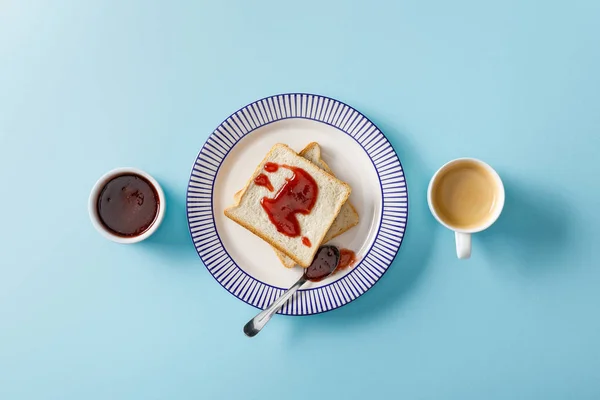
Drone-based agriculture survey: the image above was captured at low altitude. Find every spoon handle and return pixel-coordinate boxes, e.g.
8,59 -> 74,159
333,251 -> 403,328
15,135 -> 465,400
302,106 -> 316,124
243,275 -> 308,337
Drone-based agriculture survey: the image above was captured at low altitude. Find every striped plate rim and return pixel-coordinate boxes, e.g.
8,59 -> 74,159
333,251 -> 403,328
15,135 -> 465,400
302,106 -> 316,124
186,93 -> 408,315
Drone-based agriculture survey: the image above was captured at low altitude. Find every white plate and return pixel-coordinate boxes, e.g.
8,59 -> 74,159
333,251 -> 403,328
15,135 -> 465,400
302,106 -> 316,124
187,94 -> 408,315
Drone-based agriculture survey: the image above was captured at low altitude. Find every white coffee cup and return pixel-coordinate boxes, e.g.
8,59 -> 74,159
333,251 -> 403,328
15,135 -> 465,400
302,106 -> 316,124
427,158 -> 504,259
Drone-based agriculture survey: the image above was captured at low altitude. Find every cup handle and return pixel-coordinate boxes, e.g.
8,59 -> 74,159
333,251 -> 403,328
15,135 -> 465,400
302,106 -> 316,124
455,232 -> 471,259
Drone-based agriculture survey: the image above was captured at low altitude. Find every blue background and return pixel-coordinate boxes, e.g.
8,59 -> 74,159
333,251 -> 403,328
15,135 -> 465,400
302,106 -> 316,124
1,0 -> 599,399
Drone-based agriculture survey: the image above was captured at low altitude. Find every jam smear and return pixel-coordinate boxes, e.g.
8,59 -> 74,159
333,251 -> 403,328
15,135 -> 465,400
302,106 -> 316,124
264,162 -> 279,173
334,248 -> 357,273
254,173 -> 274,191
302,237 -> 311,247
260,165 -> 318,237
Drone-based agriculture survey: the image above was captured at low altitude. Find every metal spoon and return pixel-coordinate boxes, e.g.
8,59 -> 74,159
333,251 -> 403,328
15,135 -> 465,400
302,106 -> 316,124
243,245 -> 340,337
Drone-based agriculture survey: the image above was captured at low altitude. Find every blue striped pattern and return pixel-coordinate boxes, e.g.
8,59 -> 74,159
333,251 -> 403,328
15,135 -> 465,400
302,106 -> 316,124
186,94 -> 408,315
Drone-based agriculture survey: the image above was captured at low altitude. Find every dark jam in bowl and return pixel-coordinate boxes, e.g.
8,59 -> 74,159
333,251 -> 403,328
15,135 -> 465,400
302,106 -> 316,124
97,174 -> 159,237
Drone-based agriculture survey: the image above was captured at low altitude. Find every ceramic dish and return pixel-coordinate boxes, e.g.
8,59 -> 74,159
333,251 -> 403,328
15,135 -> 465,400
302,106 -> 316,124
186,94 -> 408,315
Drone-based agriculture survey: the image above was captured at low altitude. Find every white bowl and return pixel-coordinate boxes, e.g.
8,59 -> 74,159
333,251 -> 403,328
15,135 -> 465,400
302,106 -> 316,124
88,167 -> 166,244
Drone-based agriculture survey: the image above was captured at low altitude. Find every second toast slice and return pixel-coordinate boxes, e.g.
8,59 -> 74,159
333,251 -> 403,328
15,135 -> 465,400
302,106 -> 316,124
274,142 -> 359,268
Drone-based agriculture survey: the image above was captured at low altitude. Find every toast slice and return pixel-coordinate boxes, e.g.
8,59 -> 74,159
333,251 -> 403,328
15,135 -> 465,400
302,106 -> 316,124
224,143 -> 351,267
274,143 -> 359,268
